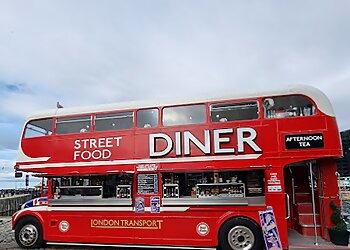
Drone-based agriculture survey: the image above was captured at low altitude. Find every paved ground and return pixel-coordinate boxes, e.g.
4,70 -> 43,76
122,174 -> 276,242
0,217 -> 15,249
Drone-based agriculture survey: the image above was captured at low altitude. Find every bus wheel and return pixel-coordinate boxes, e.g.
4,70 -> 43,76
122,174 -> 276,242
219,217 -> 263,250
15,216 -> 44,249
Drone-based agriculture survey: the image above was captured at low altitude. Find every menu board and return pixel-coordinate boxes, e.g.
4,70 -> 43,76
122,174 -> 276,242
137,174 -> 158,194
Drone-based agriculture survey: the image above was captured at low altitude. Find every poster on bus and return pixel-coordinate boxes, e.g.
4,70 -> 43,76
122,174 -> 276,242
150,196 -> 160,213
135,196 -> 145,213
259,207 -> 282,250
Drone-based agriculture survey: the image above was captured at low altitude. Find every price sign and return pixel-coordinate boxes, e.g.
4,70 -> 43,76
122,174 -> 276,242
137,174 -> 159,194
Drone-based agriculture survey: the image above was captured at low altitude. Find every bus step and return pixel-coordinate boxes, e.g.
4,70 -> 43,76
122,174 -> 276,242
295,193 -> 312,203
298,224 -> 321,236
298,213 -> 320,225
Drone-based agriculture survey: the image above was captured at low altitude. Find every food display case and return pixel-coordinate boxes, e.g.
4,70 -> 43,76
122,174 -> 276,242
163,184 -> 179,198
161,171 -> 265,206
116,185 -> 131,199
58,186 -> 103,199
196,183 -> 245,198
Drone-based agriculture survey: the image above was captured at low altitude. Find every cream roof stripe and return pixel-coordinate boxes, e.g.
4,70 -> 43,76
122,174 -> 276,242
26,85 -> 335,121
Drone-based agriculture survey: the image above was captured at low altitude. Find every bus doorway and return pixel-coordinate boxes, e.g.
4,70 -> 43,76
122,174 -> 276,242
284,162 -> 321,238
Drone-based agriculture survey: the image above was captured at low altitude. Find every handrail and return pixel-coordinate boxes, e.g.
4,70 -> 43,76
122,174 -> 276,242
285,193 -> 290,219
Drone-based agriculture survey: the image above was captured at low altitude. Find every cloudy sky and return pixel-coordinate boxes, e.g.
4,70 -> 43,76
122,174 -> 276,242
0,1 -> 349,189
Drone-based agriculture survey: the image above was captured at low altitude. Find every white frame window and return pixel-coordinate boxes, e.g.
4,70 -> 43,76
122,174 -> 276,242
56,116 -> 92,134
210,101 -> 259,122
163,104 -> 206,126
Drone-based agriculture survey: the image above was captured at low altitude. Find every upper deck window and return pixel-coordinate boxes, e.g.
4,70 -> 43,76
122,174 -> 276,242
56,116 -> 91,134
137,109 -> 158,128
210,101 -> 258,122
24,118 -> 53,138
163,104 -> 206,126
263,95 -> 316,119
95,112 -> 133,131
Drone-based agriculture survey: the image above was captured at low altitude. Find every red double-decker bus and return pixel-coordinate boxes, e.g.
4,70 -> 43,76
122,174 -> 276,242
12,85 -> 342,250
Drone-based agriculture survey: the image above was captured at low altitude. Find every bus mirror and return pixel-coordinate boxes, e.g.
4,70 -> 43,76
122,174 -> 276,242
15,172 -> 23,178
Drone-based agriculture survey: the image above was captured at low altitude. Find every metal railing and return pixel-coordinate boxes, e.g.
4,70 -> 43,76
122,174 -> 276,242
0,188 -> 40,198
0,193 -> 32,216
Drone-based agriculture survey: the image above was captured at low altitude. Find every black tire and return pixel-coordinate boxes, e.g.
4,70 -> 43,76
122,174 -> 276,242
15,216 -> 45,249
218,217 -> 264,250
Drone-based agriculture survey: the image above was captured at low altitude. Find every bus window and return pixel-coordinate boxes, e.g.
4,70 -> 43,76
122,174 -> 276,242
163,104 -> 206,126
24,118 -> 53,138
95,111 -> 133,131
210,101 -> 258,122
53,174 -> 133,200
162,170 -> 265,199
56,116 -> 91,134
137,108 -> 158,128
263,95 -> 316,119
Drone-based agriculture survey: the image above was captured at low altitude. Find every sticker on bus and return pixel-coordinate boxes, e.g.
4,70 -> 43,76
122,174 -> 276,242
267,186 -> 282,192
150,196 -> 160,213
59,221 -> 70,233
196,222 -> 210,236
135,196 -> 145,213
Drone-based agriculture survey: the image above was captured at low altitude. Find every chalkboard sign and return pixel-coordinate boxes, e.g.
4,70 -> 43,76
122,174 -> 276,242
137,174 -> 159,194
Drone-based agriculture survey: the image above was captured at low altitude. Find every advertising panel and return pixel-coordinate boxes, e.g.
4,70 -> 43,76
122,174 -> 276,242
259,207 -> 282,250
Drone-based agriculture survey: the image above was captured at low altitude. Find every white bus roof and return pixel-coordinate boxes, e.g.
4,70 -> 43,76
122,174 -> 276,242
26,85 -> 335,121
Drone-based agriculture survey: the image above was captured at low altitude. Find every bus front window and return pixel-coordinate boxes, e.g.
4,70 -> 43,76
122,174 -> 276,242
24,119 -> 53,138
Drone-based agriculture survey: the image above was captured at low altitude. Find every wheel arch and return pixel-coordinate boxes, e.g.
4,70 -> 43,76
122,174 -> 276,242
13,212 -> 45,233
218,215 -> 262,235
215,212 -> 262,244
217,212 -> 262,231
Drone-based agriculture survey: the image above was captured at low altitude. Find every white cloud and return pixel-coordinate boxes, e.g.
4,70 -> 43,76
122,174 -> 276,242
0,159 -> 15,172
0,159 -> 16,189
0,1 -> 348,114
0,1 -> 350,187
0,159 -> 41,189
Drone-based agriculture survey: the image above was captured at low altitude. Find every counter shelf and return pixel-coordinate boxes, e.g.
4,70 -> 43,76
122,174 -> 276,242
58,185 -> 103,199
52,185 -> 132,206
49,198 -> 132,206
196,183 -> 245,198
162,197 -> 249,206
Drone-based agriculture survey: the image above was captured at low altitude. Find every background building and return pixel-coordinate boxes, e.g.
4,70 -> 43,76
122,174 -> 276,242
337,129 -> 350,176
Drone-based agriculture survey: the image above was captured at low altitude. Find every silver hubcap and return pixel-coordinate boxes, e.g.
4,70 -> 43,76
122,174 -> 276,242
19,224 -> 38,247
228,225 -> 255,250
